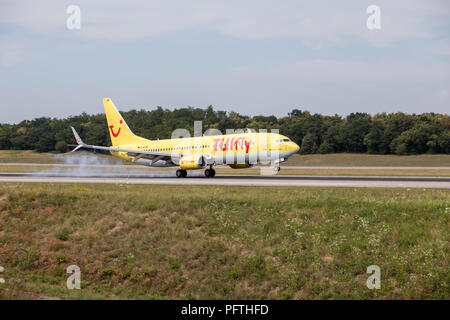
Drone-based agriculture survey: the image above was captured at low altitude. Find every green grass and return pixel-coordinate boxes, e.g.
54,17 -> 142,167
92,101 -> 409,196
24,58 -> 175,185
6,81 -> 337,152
284,153 -> 450,167
0,183 -> 448,300
0,150 -> 63,164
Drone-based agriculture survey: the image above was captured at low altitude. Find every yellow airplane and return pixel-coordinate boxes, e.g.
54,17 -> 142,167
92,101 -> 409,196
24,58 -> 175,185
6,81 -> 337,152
70,98 -> 300,177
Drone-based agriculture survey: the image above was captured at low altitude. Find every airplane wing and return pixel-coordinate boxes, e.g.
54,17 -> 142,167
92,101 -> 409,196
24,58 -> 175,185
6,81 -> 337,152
69,126 -> 182,163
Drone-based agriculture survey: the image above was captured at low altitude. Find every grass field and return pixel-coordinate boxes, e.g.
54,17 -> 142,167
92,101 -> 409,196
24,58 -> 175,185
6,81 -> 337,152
284,153 -> 450,167
0,150 -> 62,164
0,183 -> 448,299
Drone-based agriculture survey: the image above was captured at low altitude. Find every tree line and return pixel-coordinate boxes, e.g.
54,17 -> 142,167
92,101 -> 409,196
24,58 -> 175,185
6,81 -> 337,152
0,106 -> 449,154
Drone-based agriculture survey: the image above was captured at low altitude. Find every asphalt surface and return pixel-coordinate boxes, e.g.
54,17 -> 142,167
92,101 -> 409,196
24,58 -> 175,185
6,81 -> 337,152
0,172 -> 449,188
1,163 -> 450,170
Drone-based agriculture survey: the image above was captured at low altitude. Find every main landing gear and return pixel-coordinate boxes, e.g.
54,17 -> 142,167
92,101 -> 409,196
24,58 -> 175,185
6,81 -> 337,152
176,167 -> 216,178
204,168 -> 216,178
176,169 -> 187,178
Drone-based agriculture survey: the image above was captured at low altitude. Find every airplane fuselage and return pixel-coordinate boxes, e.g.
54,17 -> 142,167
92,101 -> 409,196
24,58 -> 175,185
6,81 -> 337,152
111,132 -> 299,168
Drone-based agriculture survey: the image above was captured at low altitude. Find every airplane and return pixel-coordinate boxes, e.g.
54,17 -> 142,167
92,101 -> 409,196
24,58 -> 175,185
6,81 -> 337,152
70,98 -> 300,178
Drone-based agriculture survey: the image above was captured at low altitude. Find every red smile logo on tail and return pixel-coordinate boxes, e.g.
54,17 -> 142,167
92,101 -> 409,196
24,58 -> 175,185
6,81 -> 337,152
109,120 -> 123,137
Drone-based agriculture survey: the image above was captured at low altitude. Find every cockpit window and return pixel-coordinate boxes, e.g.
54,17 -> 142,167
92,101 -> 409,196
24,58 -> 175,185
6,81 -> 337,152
275,138 -> 290,143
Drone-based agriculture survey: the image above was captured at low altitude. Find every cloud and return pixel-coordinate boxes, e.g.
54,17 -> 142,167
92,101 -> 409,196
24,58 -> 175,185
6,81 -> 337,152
0,40 -> 26,66
431,42 -> 450,56
0,0 -> 448,121
270,59 -> 450,84
1,0 -> 449,45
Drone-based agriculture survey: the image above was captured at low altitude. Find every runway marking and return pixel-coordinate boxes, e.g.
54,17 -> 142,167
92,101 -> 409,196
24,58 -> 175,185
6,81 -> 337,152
0,162 -> 450,170
1,163 -> 450,170
0,173 -> 449,189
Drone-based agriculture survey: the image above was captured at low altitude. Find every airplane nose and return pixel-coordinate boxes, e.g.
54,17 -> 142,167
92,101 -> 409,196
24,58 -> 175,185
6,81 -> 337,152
286,142 -> 299,155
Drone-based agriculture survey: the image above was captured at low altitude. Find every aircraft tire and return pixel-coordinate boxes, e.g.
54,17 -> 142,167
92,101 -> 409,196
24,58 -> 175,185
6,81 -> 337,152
210,169 -> 216,177
176,169 -> 187,178
204,169 -> 211,177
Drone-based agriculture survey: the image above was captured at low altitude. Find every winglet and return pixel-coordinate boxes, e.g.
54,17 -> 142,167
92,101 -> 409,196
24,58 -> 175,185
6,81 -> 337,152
70,126 -> 86,152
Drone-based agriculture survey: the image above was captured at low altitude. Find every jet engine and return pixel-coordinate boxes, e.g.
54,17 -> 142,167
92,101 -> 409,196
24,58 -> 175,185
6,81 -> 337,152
179,155 -> 207,170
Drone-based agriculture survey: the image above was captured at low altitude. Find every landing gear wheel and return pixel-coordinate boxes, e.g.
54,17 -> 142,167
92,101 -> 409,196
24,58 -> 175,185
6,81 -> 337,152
176,169 -> 187,178
274,166 -> 280,172
205,168 -> 216,178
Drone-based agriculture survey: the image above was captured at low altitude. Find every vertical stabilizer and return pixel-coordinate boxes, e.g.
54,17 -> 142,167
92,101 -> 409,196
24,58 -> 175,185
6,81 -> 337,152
103,98 -> 139,146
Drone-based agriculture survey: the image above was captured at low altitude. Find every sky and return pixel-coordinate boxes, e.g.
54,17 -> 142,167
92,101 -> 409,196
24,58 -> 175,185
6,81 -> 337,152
0,0 -> 449,123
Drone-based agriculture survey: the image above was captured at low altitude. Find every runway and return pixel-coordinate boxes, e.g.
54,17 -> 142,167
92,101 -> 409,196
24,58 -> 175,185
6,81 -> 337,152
1,172 -> 449,188
1,163 -> 450,170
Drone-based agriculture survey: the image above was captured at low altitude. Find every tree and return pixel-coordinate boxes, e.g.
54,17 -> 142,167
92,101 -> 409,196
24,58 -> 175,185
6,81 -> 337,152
300,133 -> 318,154
0,125 -> 13,149
391,122 -> 438,155
439,130 -> 450,154
340,113 -> 372,152
318,141 -> 333,154
364,120 -> 385,154
55,141 -> 68,153
0,107 -> 448,155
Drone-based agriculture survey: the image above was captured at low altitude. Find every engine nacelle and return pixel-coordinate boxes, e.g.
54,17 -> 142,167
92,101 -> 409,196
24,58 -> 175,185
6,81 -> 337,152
228,160 -> 254,169
179,155 -> 206,170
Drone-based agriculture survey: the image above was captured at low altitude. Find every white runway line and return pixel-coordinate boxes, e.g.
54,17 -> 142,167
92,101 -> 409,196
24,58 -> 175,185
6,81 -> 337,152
0,174 -> 449,189
1,163 -> 450,170
279,166 -> 450,170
